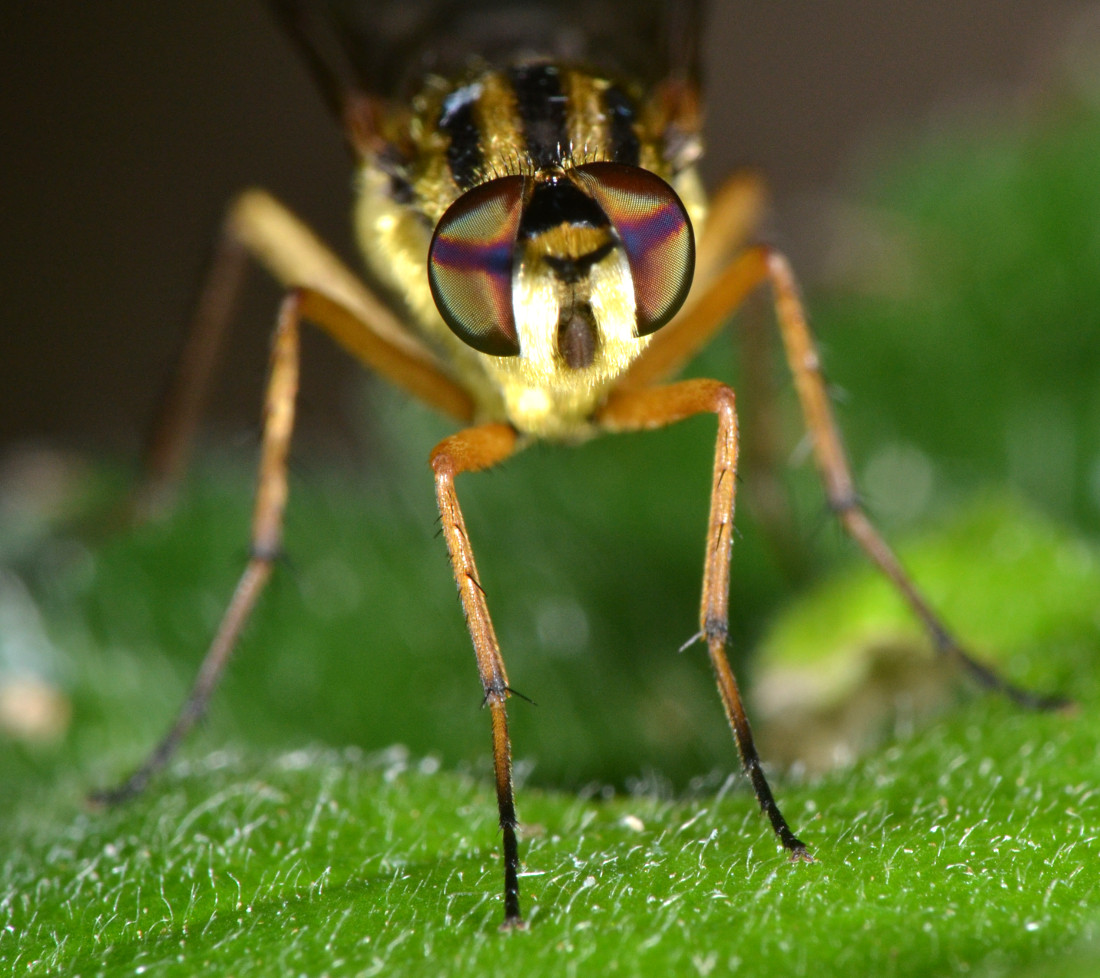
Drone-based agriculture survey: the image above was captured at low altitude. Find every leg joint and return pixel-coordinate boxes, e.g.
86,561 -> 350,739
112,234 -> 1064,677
826,490 -> 861,516
482,677 -> 510,708
711,381 -> 737,420
497,797 -> 518,830
430,445 -> 456,479
703,615 -> 729,646
249,541 -> 283,565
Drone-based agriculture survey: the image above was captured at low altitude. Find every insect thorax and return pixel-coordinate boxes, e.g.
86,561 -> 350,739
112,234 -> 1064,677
354,61 -> 706,440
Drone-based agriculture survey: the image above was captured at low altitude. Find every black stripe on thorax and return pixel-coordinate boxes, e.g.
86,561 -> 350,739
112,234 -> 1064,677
509,64 -> 569,169
438,85 -> 484,190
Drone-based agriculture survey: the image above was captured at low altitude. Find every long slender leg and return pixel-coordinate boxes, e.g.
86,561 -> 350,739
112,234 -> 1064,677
621,232 -> 1068,710
762,250 -> 1069,710
135,188 -> 474,514
598,379 -> 810,860
98,187 -> 484,796
429,424 -> 527,928
91,290 -> 304,805
137,232 -> 251,517
640,173 -> 804,580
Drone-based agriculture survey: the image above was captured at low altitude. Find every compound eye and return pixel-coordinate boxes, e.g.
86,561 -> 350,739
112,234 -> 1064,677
428,175 -> 525,356
571,162 -> 695,336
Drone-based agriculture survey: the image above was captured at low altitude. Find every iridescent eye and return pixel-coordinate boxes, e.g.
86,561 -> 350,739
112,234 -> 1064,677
571,162 -> 695,336
428,175 -> 525,356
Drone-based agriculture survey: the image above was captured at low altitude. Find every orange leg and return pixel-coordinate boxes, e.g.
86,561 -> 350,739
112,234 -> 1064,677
134,189 -> 474,516
598,379 -> 810,860
762,250 -> 1068,710
621,234 -> 1068,711
96,185 -> 490,802
92,289 -> 306,804
429,423 -> 526,928
139,229 -> 251,516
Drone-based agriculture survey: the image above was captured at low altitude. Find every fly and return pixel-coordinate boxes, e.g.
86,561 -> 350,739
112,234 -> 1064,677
92,0 -> 1069,929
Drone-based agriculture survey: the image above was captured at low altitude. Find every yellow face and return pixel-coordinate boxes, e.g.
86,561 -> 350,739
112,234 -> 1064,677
354,63 -> 705,439
482,214 -> 648,438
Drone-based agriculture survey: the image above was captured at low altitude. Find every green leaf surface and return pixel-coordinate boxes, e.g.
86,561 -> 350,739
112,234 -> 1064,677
5,698 -> 1099,976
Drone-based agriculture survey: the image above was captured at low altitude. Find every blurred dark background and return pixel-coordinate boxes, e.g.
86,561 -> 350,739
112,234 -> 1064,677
0,0 -> 1092,453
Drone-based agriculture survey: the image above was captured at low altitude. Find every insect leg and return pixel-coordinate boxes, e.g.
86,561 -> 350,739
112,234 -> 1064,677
598,379 -> 810,860
92,289 -> 305,805
429,423 -> 526,928
136,188 -> 474,516
138,229 -> 250,517
629,174 -> 800,576
620,233 -> 1068,711
761,248 -> 1069,710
